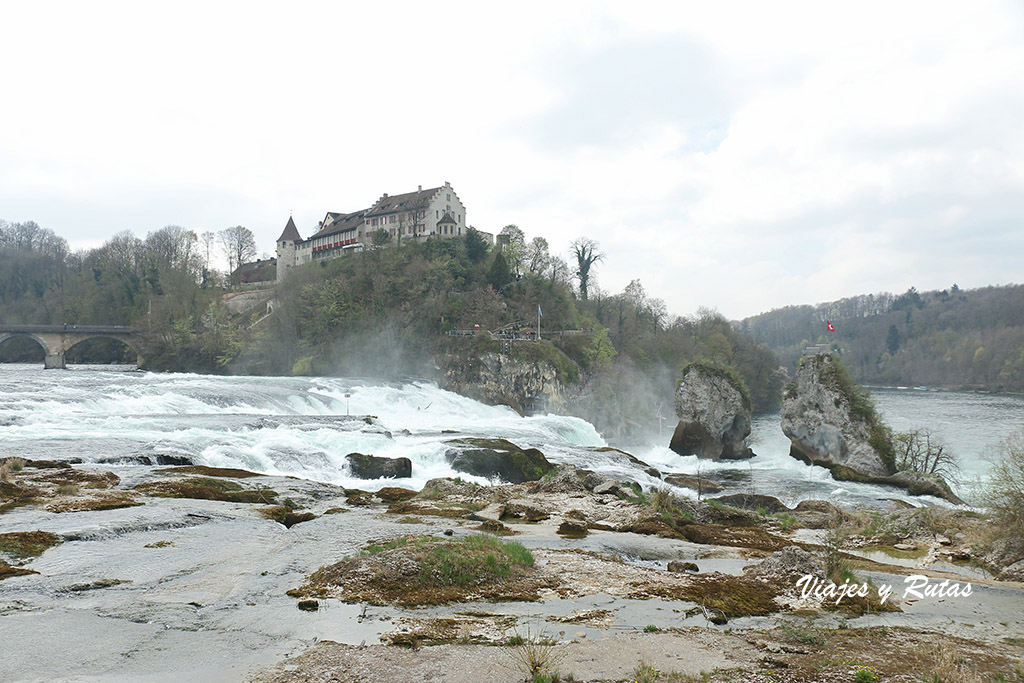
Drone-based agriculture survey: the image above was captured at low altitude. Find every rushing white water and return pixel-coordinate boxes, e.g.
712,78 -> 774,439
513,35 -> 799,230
2,365 -> 1022,506
0,365 -> 608,492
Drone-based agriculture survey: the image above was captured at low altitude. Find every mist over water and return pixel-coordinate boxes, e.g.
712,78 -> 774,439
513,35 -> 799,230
1,365 -> 1020,507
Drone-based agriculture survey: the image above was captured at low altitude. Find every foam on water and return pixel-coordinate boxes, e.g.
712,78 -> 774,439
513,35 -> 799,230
2,365 -> 1020,504
0,367 -> 608,491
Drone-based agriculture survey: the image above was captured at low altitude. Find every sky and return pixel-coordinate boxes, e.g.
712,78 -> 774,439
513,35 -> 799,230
2,1 -> 1022,320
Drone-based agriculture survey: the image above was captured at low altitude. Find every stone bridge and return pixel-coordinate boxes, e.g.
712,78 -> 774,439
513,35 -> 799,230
0,325 -> 145,369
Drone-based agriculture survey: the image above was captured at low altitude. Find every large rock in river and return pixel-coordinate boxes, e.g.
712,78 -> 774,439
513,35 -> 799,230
780,353 -> 891,478
779,353 -> 964,504
669,362 -> 753,460
345,453 -> 412,479
444,438 -> 555,483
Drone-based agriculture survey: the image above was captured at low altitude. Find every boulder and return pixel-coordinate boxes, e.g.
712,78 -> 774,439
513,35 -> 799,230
557,519 -> 589,538
345,453 -> 412,480
711,494 -> 789,514
499,501 -> 550,522
530,465 -> 587,494
792,499 -> 843,528
669,362 -> 753,460
375,487 -> 418,503
667,561 -> 700,573
781,355 -> 965,504
663,473 -> 724,494
781,353 -> 890,477
582,472 -> 608,490
444,438 -> 554,484
593,480 -> 623,496
476,519 -> 515,535
745,546 -> 824,581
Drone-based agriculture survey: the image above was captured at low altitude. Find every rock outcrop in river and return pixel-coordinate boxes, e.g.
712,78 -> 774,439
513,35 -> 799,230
781,352 -> 892,477
439,351 -> 564,414
669,361 -> 754,460
781,352 -> 964,504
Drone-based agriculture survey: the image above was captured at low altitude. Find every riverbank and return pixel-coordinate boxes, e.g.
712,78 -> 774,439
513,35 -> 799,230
1,459 -> 1022,682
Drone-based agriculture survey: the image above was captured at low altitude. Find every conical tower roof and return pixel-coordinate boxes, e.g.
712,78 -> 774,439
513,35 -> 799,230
277,216 -> 301,242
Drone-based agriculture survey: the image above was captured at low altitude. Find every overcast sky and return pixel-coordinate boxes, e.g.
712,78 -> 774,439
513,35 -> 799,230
2,1 -> 1022,320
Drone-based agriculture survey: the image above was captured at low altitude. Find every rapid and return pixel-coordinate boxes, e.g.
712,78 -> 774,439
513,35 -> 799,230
2,364 -> 1022,506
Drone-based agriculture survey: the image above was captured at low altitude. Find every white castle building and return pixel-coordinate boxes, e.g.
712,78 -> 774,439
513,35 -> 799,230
276,181 -> 483,282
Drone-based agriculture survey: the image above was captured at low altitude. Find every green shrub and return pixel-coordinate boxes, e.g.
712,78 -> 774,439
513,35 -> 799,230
420,534 -> 533,586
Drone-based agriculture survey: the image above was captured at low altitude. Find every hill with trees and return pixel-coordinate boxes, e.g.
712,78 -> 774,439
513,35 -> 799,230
0,218 -> 785,446
742,284 -> 1024,392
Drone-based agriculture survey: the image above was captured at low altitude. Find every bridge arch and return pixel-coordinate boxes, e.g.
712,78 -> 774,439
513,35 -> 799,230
65,335 -> 144,366
0,326 -> 145,369
0,332 -> 49,362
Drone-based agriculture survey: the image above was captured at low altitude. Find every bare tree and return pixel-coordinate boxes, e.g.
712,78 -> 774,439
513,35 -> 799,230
102,230 -> 145,276
146,226 -> 200,276
525,236 -> 551,275
988,428 -> 1024,529
571,236 -> 604,301
894,429 -> 960,483
200,231 -> 216,269
218,226 -> 257,273
547,255 -> 570,287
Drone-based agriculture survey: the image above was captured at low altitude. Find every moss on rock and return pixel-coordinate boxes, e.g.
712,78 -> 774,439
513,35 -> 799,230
134,477 -> 278,504
0,531 -> 62,557
159,465 -> 264,478
259,505 -> 317,528
0,560 -> 38,580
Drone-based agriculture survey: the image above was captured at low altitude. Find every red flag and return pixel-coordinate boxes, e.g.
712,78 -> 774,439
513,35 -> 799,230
827,320 -> 835,332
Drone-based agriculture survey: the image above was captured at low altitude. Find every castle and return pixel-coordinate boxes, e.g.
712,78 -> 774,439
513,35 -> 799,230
275,181 -> 482,282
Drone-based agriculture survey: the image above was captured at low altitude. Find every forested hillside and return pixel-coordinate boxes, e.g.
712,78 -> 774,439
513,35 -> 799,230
742,284 -> 1024,392
1,218 -> 785,444
240,226 -> 785,443
0,220 -> 231,367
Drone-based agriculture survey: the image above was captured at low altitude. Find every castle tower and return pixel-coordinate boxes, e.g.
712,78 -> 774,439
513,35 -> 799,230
275,216 -> 302,282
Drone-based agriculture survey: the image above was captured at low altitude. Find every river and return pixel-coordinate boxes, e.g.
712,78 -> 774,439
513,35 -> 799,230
1,365 -> 1022,507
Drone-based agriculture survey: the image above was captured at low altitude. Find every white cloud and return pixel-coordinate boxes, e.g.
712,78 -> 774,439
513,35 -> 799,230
1,0 -> 1022,319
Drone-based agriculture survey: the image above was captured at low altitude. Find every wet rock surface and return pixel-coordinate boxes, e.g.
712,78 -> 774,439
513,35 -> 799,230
0,460 -> 1021,682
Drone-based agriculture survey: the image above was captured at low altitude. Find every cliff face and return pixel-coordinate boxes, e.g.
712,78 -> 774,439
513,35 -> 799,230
439,351 -> 565,415
781,353 -> 891,477
669,363 -> 753,460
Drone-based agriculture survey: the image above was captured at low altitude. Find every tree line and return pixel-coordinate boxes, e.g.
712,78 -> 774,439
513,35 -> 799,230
0,219 -> 259,367
743,284 -> 1024,392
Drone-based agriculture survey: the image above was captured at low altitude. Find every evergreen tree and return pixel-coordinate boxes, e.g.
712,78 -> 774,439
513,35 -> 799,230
487,251 -> 513,290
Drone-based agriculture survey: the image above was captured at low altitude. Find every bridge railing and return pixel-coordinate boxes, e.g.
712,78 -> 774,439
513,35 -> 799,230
0,325 -> 141,334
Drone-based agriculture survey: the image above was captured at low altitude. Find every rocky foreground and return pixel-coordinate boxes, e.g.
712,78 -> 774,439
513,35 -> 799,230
1,456 -> 1023,682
